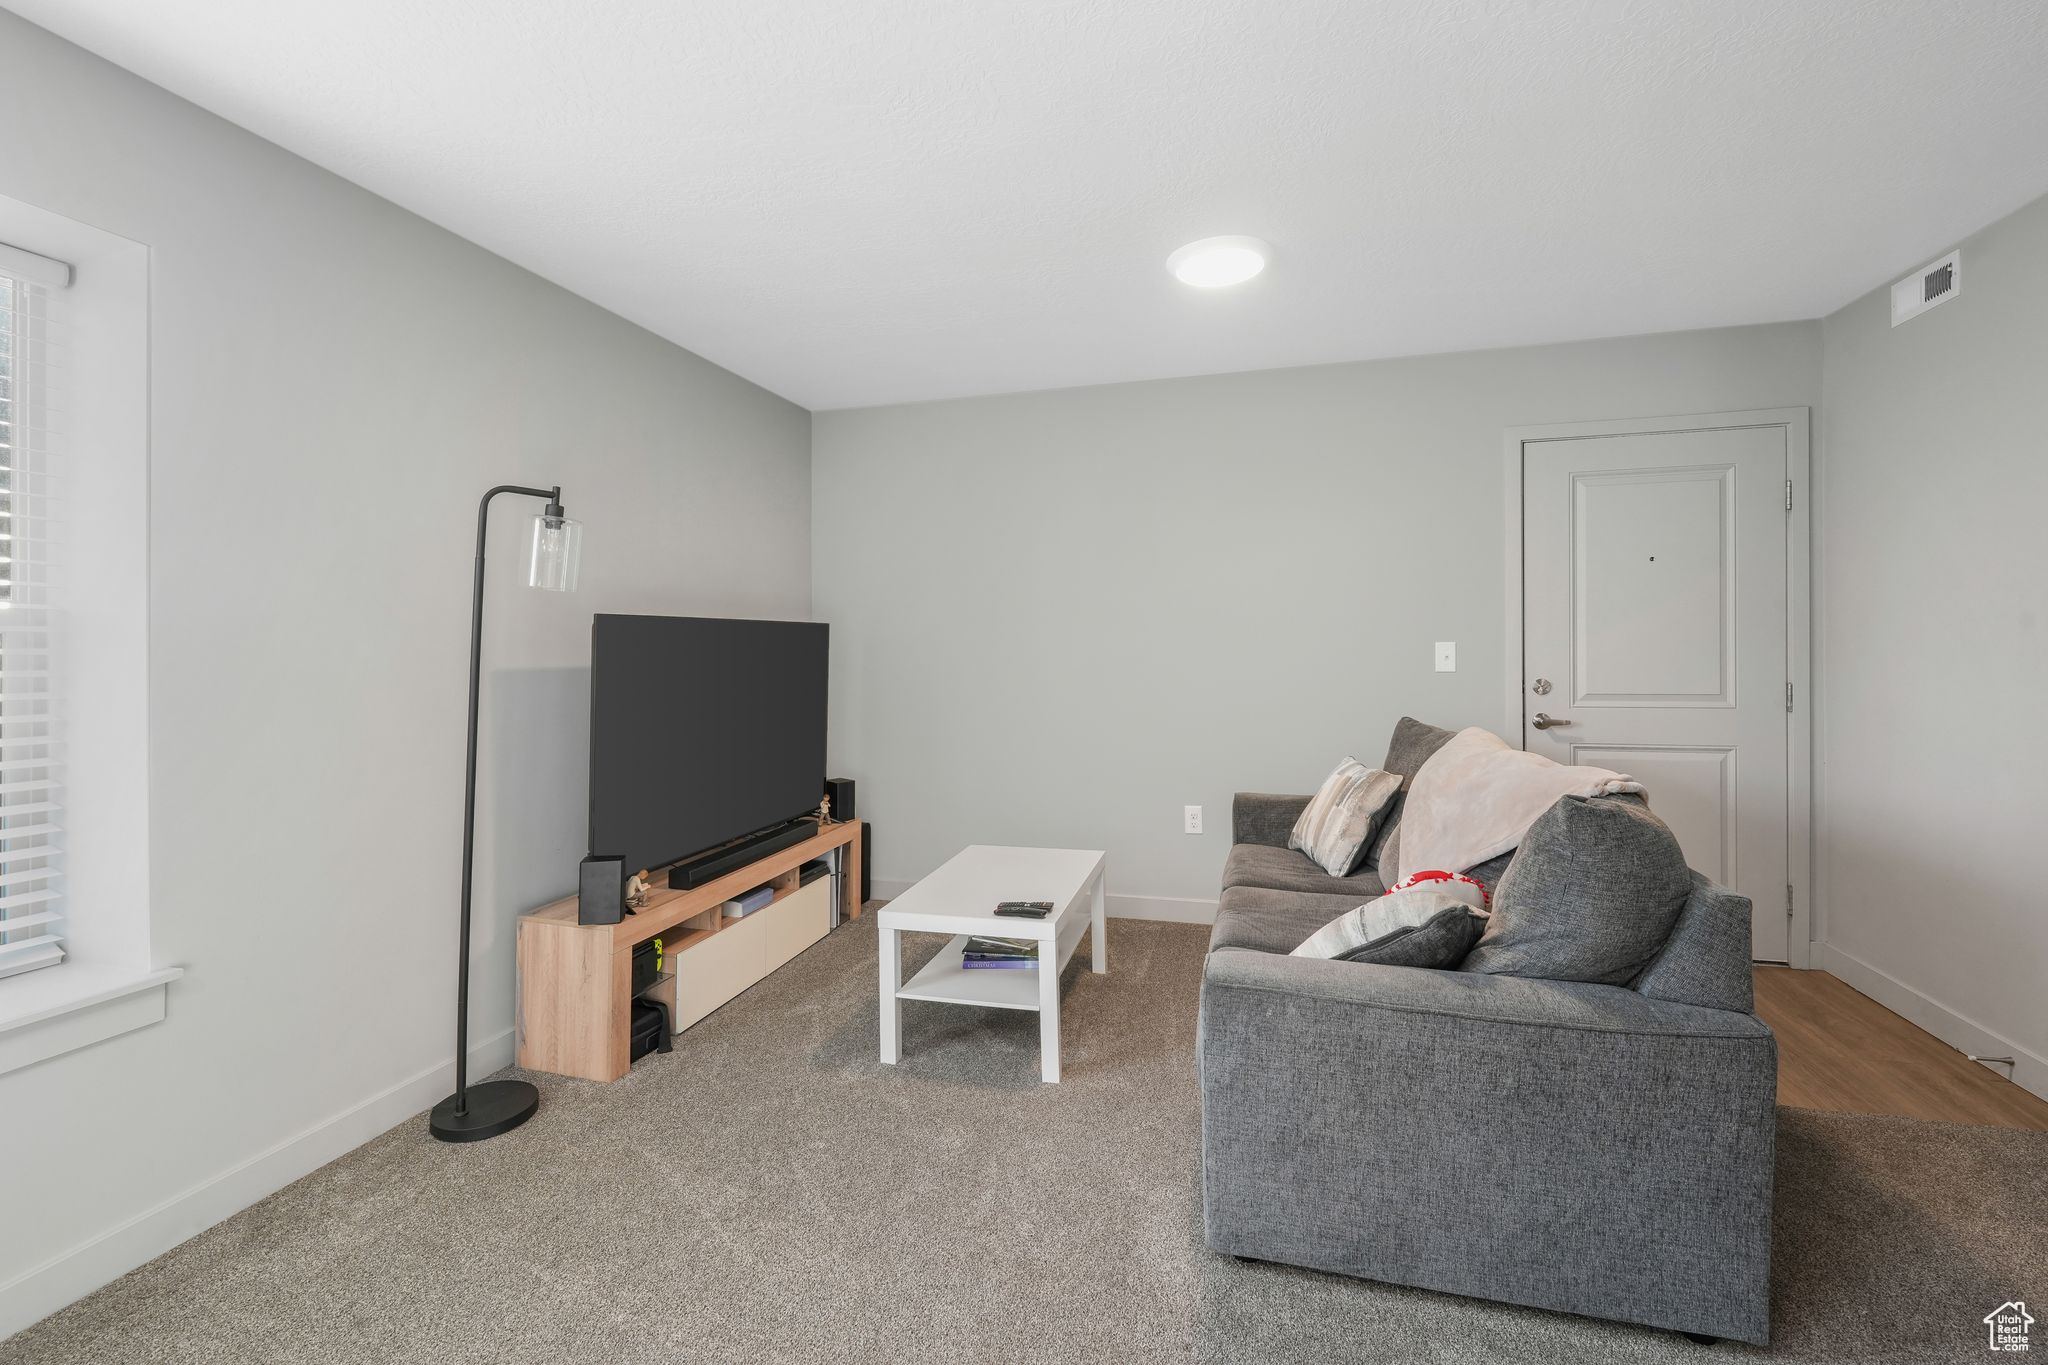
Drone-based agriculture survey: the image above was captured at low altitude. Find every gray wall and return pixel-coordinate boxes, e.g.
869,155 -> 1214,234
0,9 -> 810,1316
1817,190 -> 2048,1092
814,323 -> 1820,913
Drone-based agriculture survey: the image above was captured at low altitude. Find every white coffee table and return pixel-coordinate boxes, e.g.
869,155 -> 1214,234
876,845 -> 1106,1083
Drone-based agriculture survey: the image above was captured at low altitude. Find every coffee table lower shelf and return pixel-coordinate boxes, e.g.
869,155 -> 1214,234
895,936 -> 1043,1010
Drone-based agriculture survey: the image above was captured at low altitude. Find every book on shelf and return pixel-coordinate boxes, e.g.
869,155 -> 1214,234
962,935 -> 1039,970
963,935 -> 1036,956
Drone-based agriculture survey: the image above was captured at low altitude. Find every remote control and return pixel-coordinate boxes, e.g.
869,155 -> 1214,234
994,901 -> 1054,918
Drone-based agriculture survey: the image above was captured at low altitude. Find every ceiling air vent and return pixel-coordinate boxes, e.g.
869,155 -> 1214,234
1891,250 -> 1961,326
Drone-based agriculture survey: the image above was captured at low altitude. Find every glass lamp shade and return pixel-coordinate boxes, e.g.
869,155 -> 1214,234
527,513 -> 582,592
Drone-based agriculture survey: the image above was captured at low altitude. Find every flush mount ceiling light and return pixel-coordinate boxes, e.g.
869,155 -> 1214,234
1167,235 -> 1269,288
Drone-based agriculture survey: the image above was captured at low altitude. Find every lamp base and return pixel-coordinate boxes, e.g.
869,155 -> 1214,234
428,1079 -> 539,1143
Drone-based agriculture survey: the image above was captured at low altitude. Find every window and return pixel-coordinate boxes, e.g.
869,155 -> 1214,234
0,249 -> 65,980
0,202 -> 163,1074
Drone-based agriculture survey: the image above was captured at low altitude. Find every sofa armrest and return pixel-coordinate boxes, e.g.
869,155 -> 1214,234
1635,872 -> 1756,1013
1232,792 -> 1311,848
1198,950 -> 1777,1345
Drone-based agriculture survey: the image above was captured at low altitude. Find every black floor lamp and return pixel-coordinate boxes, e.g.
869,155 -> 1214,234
429,484 -> 582,1144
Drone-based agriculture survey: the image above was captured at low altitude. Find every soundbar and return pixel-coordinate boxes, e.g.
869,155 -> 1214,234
665,818 -> 817,890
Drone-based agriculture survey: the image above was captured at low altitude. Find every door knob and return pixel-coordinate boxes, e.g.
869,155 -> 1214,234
1532,712 -> 1571,730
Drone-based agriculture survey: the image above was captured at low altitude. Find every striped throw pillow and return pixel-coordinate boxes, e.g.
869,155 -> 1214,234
1289,759 -> 1401,877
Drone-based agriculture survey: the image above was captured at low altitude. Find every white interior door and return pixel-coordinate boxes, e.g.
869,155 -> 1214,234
1520,415 -> 1802,962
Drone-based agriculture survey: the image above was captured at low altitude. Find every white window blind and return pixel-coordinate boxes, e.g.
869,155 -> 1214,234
0,259 -> 65,981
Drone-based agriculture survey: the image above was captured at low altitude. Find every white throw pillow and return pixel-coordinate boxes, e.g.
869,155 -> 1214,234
1289,758 -> 1401,877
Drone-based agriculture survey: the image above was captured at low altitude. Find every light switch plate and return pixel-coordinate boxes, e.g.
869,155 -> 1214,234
1435,641 -> 1456,672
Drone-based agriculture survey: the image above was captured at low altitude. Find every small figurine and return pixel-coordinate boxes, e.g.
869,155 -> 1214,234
625,869 -> 651,909
819,794 -> 835,825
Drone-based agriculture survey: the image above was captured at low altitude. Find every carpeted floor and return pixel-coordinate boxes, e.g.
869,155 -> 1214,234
7,917 -> 2042,1364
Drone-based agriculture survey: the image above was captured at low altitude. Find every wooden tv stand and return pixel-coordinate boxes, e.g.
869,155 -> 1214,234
516,819 -> 863,1082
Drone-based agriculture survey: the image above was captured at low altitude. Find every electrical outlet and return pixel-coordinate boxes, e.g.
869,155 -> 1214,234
1435,641 -> 1456,672
1184,805 -> 1203,835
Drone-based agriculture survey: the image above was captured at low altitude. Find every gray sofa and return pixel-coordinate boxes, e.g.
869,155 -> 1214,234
1198,721 -> 1778,1346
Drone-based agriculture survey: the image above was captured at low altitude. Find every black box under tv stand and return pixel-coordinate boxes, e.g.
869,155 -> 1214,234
666,818 -> 818,890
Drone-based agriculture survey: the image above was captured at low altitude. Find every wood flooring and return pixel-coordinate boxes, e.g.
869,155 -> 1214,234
1755,965 -> 2048,1130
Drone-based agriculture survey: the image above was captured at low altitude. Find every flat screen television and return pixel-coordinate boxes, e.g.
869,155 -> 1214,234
588,614 -> 828,875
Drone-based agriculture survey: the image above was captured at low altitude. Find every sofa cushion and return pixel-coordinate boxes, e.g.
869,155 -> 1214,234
1289,759 -> 1400,877
1209,886 -> 1373,955
1462,794 -> 1693,985
1223,843 -> 1386,899
1383,715 -> 1460,791
1362,717 -> 1460,872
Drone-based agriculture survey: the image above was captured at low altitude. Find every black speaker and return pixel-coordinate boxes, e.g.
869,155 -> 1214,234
825,776 -> 856,823
578,854 -> 626,925
860,822 -> 872,905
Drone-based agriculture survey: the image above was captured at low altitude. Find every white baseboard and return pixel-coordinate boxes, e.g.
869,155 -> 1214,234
1814,941 -> 2048,1104
868,880 -> 1218,925
0,1027 -> 516,1343
1102,892 -> 1218,924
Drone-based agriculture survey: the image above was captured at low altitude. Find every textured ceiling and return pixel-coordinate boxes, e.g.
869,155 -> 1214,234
13,1 -> 2048,409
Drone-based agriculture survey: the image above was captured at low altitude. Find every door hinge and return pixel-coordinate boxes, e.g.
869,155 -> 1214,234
1786,680 -> 1794,712
1785,479 -> 1794,512
1786,884 -> 1795,919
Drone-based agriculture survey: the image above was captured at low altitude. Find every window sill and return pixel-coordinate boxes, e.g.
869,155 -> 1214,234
0,965 -> 184,1076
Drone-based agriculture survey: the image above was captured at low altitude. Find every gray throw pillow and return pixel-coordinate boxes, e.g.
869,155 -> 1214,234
1461,794 -> 1692,985
1345,905 -> 1487,968
1293,886 -> 1489,969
